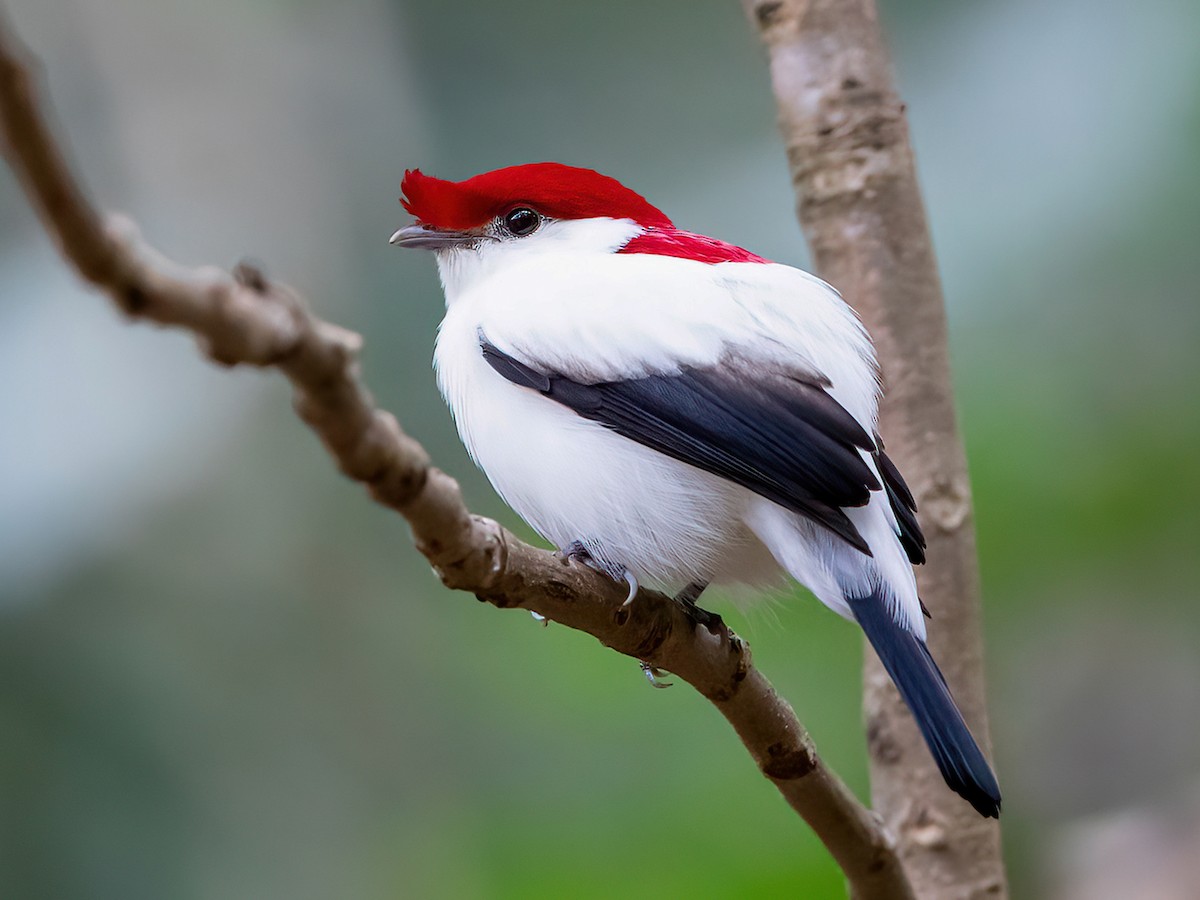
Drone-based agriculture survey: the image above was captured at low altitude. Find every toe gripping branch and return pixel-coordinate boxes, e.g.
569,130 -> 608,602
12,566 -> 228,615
674,580 -> 727,639
554,542 -> 734,688
637,582 -> 735,691
555,539 -> 639,604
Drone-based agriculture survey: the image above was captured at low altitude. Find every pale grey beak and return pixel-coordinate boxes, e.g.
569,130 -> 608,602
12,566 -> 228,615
389,223 -> 479,250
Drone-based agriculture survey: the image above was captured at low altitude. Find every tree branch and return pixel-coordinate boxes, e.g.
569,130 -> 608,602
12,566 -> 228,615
0,12 -> 914,899
743,1 -> 1007,896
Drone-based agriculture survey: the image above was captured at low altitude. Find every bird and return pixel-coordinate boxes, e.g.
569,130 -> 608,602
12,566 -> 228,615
390,162 -> 1001,818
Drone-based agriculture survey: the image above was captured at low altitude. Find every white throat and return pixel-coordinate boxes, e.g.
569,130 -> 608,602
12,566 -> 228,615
432,216 -> 643,305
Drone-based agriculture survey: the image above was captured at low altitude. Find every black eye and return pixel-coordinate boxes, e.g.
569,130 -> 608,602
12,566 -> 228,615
502,207 -> 540,237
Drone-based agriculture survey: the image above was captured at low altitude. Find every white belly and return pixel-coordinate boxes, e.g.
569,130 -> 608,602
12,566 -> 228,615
434,315 -> 778,588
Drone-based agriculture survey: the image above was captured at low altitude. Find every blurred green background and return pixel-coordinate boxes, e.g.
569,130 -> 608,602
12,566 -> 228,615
2,0 -> 1198,897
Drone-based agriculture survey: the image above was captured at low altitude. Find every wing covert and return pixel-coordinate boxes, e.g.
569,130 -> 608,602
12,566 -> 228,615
480,336 -> 881,554
875,445 -> 927,565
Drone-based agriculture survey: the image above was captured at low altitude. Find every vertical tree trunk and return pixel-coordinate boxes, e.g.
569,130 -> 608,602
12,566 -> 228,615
743,1 -> 1008,896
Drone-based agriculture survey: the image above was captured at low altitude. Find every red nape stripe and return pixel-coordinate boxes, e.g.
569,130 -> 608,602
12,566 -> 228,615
619,229 -> 771,264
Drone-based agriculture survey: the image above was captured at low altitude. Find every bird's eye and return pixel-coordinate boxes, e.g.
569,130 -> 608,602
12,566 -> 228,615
502,207 -> 541,237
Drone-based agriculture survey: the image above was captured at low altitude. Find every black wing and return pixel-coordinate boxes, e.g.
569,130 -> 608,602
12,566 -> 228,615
875,444 -> 926,565
480,338 -> 882,555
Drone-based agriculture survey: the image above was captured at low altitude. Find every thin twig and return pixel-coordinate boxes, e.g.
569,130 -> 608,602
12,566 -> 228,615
0,11 -> 913,899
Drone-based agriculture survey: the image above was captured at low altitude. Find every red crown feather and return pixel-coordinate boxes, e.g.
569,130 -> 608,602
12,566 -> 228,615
400,163 -> 673,231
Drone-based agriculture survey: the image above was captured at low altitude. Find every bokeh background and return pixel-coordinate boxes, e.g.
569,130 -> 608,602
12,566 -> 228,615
2,0 -> 1198,897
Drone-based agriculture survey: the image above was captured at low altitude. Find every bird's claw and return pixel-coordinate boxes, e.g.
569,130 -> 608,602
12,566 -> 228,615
621,570 -> 639,606
640,662 -> 673,689
554,540 -> 587,563
557,538 -> 638,605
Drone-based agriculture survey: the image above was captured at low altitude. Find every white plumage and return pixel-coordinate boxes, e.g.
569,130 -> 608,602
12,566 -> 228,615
432,217 -> 923,636
393,162 -> 1000,817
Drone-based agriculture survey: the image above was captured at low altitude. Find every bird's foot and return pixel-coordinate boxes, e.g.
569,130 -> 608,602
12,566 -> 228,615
556,539 -> 639,605
639,661 -> 673,689
674,580 -> 708,606
673,580 -> 728,639
684,603 -> 727,638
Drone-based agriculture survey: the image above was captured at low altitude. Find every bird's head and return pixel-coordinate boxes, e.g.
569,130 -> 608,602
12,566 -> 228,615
391,163 -> 673,300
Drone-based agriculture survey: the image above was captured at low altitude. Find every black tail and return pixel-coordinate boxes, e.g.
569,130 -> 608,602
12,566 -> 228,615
849,589 -> 1002,818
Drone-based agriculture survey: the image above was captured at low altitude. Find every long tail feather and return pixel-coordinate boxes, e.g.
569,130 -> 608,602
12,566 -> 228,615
849,588 -> 1002,818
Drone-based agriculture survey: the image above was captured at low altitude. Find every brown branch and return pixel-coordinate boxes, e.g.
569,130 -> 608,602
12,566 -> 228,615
743,1 -> 1007,897
0,12 -> 915,899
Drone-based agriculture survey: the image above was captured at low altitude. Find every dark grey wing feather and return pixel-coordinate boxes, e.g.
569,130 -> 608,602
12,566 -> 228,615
480,337 -> 881,555
875,445 -> 926,565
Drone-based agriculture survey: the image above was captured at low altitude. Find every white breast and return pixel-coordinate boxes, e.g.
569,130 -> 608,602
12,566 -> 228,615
433,304 -> 779,588
424,231 -> 919,632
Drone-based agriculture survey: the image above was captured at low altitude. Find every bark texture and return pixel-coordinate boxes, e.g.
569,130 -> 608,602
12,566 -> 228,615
0,12 -> 915,899
743,1 -> 1007,897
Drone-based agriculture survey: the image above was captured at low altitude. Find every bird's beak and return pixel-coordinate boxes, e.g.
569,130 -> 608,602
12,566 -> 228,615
389,223 -> 479,251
